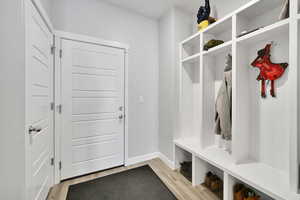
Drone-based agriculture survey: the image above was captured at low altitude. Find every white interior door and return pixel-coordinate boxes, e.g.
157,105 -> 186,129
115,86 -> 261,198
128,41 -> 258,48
25,1 -> 54,200
61,39 -> 125,180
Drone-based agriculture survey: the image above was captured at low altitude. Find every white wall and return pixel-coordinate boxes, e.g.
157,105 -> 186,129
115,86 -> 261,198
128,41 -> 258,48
39,0 -> 52,18
209,0 -> 251,19
51,0 -> 159,158
158,8 -> 193,162
0,0 -> 26,199
158,10 -> 175,162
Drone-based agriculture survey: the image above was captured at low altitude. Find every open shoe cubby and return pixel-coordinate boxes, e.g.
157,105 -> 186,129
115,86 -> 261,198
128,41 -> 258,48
176,0 -> 299,199
225,174 -> 274,200
194,156 -> 224,199
174,143 -> 225,197
174,145 -> 192,168
174,145 -> 193,182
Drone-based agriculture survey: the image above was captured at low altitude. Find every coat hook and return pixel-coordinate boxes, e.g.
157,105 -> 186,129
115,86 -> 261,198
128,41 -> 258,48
270,41 -> 278,47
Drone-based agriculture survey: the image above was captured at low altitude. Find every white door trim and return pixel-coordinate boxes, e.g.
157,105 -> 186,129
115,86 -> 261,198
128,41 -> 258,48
54,31 -> 129,183
31,0 -> 54,33
54,31 -> 130,50
25,0 -> 55,198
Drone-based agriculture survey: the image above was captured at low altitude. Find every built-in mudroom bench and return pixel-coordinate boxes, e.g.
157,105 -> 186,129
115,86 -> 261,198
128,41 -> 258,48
174,0 -> 300,199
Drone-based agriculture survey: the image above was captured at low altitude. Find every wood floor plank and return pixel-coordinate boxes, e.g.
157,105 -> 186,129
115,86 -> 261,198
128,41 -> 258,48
48,158 -> 220,200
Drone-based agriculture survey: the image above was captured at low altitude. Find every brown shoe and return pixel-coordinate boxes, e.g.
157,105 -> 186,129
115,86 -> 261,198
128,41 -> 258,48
234,184 -> 245,200
244,188 -> 260,200
210,176 -> 223,192
204,172 -> 213,187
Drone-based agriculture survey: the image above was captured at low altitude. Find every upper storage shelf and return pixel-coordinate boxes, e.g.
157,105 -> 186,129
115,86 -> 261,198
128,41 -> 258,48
203,15 -> 232,42
181,33 -> 200,60
236,0 -> 289,39
202,16 -> 232,53
182,53 -> 201,65
237,19 -> 289,45
202,41 -> 232,57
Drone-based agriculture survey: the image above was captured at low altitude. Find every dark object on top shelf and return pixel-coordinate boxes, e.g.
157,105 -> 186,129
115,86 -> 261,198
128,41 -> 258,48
251,43 -> 288,98
203,39 -> 224,51
234,183 -> 260,200
208,17 -> 217,24
279,0 -> 289,20
179,161 -> 192,182
197,0 -> 216,31
203,172 -> 223,198
238,27 -> 262,38
197,0 -> 211,24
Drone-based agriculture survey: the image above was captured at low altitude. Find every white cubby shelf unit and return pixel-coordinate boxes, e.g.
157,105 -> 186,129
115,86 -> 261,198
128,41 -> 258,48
175,0 -> 300,200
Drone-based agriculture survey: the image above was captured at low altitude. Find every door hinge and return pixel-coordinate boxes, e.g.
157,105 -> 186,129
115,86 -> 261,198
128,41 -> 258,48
59,49 -> 63,58
57,104 -> 62,114
51,46 -> 55,55
50,102 -> 55,111
59,161 -> 62,170
50,158 -> 54,166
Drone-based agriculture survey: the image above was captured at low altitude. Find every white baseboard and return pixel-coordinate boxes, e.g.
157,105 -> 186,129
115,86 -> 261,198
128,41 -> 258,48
125,152 -> 175,170
125,152 -> 159,166
157,152 -> 175,170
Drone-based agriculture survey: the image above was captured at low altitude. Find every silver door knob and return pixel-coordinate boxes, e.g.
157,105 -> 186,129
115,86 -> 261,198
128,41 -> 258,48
29,126 -> 42,135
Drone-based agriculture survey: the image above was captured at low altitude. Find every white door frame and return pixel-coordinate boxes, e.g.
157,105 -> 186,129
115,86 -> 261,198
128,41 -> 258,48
30,0 -> 54,32
25,0 -> 55,198
53,31 -> 129,183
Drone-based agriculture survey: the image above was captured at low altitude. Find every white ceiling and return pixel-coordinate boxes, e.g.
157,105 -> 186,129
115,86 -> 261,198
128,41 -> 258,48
101,0 -> 201,19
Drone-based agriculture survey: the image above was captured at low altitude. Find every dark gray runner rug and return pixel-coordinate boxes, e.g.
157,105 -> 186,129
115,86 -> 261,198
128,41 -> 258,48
66,165 -> 177,200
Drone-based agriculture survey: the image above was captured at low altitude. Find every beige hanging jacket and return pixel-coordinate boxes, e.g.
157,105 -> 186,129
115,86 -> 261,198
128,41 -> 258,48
214,63 -> 232,140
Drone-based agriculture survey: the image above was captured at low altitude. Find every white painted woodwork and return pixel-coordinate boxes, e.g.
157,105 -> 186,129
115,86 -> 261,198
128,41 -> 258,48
289,0 -> 300,194
203,15 -> 232,44
175,0 -> 300,199
60,39 -> 125,180
223,172 -> 234,200
174,145 -> 192,170
182,34 -> 201,60
236,0 -> 284,37
192,155 -> 208,186
25,1 -> 54,199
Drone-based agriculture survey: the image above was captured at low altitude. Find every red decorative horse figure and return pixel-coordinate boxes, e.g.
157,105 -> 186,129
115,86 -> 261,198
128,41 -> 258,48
251,44 -> 288,98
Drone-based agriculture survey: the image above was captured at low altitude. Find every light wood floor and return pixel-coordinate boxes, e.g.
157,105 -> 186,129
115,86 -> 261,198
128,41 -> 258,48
48,158 -> 219,200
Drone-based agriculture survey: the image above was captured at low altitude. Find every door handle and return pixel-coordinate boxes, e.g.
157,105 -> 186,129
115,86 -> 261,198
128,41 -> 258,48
28,126 -> 42,135
118,115 -> 124,120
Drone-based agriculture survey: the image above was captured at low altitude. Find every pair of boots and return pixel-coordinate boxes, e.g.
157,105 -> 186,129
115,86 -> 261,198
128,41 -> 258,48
204,172 -> 223,193
234,184 -> 260,200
